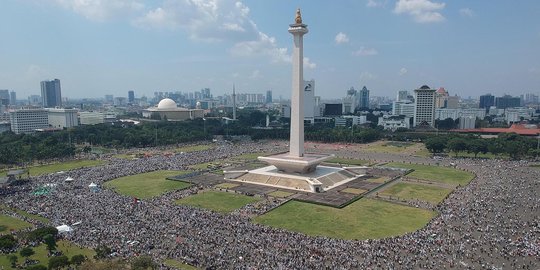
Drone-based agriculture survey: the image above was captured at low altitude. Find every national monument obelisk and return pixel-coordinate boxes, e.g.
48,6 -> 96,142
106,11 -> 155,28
258,9 -> 331,174
288,8 -> 308,158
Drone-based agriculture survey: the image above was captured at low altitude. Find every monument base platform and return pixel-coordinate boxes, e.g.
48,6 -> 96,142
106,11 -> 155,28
224,165 -> 366,193
258,152 -> 333,174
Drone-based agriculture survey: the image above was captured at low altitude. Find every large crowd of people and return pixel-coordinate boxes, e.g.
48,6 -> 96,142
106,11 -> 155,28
1,140 -> 538,269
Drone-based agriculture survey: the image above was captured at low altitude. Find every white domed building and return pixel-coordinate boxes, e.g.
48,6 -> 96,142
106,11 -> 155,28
142,98 -> 204,121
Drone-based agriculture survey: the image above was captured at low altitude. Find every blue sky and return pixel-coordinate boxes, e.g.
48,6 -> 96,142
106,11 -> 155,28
1,0 -> 539,100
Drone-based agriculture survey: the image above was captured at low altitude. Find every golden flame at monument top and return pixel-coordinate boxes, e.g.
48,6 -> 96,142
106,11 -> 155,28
295,8 -> 302,24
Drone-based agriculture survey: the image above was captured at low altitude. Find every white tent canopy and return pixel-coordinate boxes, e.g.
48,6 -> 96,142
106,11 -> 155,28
88,182 -> 97,188
56,224 -> 73,233
64,177 -> 74,182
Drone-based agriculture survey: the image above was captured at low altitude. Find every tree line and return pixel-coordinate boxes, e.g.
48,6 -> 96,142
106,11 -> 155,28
424,133 -> 540,159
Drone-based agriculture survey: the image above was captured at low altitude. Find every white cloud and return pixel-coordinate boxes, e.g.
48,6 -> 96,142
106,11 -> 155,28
529,67 -> 540,74
249,69 -> 261,79
133,0 -> 258,42
367,0 -> 383,8
134,0 -> 292,64
360,71 -> 375,81
54,0 -> 144,21
304,57 -> 316,69
394,0 -> 446,23
353,47 -> 378,56
335,32 -> 349,44
230,32 -> 290,63
398,67 -> 408,76
459,8 -> 474,18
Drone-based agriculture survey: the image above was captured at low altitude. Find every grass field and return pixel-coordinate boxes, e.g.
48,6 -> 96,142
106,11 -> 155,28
379,182 -> 452,204
104,170 -> 192,199
0,205 -> 49,223
174,145 -> 214,153
267,190 -> 294,198
176,191 -> 261,213
214,183 -> 239,189
366,177 -> 389,184
255,199 -> 436,240
384,162 -> 474,185
113,154 -> 137,160
0,240 -> 95,270
326,157 -> 369,166
29,160 -> 105,176
163,259 -> 200,270
365,142 -> 414,154
0,215 -> 33,232
340,188 -> 367,195
233,152 -> 267,161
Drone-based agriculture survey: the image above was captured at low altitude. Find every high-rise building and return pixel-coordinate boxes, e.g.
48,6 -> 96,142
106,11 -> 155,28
128,91 -> 135,104
0,90 -> 9,105
201,88 -> 211,99
105,95 -> 114,104
266,90 -> 273,104
495,95 -> 521,109
40,79 -> 62,108
435,87 -> 449,108
397,90 -> 409,101
10,91 -> 16,105
9,109 -> 49,134
358,86 -> 370,109
304,80 -> 315,122
413,85 -> 436,127
479,94 -> 495,109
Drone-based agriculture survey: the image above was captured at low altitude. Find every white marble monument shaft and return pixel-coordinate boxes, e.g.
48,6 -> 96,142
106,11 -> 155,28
288,24 -> 308,157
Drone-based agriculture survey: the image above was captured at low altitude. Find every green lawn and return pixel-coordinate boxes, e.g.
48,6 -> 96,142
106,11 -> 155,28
0,205 -> 49,223
175,191 -> 261,213
174,145 -> 214,153
255,199 -> 436,240
365,142 -> 413,153
29,160 -> 105,176
366,177 -> 389,184
267,190 -> 294,198
0,240 -> 95,270
104,170 -> 192,199
379,182 -> 452,204
0,215 -> 33,232
163,259 -> 200,270
326,157 -> 369,166
384,162 -> 474,185
233,152 -> 267,161
113,154 -> 137,160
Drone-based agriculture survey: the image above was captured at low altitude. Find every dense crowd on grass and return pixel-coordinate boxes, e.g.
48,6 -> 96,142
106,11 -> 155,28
0,141 -> 538,269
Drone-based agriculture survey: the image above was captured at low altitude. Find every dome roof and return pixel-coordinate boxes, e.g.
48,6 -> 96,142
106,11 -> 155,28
419,85 -> 431,90
157,98 -> 177,110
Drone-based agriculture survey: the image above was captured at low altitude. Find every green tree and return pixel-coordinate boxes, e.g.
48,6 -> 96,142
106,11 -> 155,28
467,139 -> 488,158
131,256 -> 157,270
8,254 -> 18,267
20,246 -> 35,259
27,226 -> 58,241
94,245 -> 112,259
0,234 -> 17,250
447,137 -> 468,157
43,234 -> 57,252
71,254 -> 87,265
48,255 -> 69,270
424,136 -> 447,153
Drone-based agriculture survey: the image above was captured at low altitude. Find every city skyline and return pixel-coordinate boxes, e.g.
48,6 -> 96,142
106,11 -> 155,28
1,0 -> 539,99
